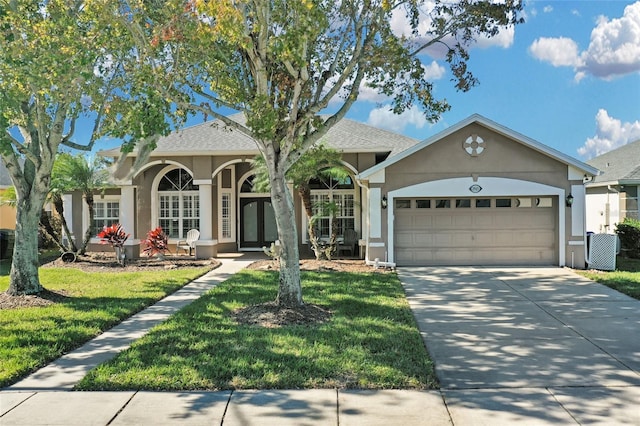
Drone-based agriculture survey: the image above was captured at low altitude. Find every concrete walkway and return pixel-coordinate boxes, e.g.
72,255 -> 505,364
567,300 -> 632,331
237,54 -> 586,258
1,264 -> 639,424
400,266 -> 640,425
6,253 -> 260,391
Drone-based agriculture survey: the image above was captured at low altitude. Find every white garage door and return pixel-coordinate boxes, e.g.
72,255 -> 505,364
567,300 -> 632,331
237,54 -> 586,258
394,197 -> 557,266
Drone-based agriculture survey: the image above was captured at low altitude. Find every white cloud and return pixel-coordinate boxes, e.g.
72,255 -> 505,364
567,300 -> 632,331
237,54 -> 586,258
390,1 -> 516,58
422,60 -> 446,80
529,2 -> 640,80
578,109 -> 640,158
543,5 -> 553,14
367,105 -> 429,133
580,2 -> 640,79
354,61 -> 445,103
529,37 -> 581,67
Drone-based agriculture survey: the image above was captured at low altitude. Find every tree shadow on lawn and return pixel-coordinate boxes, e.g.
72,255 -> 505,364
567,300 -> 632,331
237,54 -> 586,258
77,270 -> 437,391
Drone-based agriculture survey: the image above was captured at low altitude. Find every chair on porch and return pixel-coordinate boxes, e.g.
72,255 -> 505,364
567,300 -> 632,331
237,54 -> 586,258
338,229 -> 358,257
177,229 -> 200,256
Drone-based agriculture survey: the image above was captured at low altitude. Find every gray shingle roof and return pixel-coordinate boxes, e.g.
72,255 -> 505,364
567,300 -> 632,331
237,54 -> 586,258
586,139 -> 640,185
100,114 -> 418,158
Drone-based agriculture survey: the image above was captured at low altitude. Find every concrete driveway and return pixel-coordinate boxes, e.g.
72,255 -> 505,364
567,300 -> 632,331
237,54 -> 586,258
399,267 -> 640,425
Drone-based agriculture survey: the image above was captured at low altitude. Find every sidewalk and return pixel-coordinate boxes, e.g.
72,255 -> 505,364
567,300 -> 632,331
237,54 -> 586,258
5,253 -> 259,391
1,389 -> 452,425
1,254 -> 453,425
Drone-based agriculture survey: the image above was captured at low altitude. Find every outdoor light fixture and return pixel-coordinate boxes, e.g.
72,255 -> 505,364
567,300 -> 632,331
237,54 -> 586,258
381,195 -> 388,209
566,194 -> 574,207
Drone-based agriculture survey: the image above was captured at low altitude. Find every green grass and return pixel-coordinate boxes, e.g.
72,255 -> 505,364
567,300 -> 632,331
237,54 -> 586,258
0,266 -> 211,387
578,256 -> 640,300
77,270 -> 437,391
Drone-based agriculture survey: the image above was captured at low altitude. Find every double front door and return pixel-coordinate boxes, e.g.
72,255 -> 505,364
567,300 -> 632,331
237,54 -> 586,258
240,198 -> 278,248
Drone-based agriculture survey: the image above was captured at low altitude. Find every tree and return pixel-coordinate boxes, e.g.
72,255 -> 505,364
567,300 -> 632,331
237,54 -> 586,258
253,144 -> 349,260
0,1 -> 172,295
127,0 -> 523,307
53,153 -> 111,254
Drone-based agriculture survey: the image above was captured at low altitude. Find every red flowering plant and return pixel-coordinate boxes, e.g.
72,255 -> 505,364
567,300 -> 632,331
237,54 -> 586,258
97,224 -> 130,265
142,227 -> 169,258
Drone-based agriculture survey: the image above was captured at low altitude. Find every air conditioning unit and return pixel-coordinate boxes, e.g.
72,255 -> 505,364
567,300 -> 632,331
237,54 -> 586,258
587,233 -> 618,271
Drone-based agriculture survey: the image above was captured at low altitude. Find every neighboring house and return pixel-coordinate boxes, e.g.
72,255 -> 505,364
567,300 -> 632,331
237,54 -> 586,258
584,139 -> 640,234
65,113 -> 599,267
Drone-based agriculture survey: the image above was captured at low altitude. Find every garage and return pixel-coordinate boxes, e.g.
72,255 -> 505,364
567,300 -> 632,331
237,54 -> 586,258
394,196 -> 557,266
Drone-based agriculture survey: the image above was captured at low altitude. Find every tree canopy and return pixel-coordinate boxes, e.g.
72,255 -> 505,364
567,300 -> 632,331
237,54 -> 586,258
0,0 -> 174,294
123,0 -> 523,307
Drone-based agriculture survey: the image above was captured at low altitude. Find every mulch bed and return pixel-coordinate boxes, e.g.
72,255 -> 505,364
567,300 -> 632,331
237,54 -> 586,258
233,301 -> 333,328
41,252 -> 220,272
0,288 -> 71,309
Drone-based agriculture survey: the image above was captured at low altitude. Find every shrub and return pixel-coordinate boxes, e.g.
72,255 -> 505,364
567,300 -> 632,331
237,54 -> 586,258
615,217 -> 640,258
143,227 -> 169,257
97,224 -> 130,264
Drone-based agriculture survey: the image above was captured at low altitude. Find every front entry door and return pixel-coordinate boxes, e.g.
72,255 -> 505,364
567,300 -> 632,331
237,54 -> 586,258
240,198 -> 278,248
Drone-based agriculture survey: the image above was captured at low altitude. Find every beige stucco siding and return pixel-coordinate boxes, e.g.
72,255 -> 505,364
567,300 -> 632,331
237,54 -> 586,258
369,124 -> 583,266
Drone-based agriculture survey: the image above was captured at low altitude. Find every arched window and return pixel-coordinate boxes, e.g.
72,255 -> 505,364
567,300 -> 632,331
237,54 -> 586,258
158,168 -> 199,238
308,173 -> 355,238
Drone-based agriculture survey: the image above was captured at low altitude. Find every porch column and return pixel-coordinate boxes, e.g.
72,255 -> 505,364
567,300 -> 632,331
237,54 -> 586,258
120,184 -> 140,259
195,180 -> 217,258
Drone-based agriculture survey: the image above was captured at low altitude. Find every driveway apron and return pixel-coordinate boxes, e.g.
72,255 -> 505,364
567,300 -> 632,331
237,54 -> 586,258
399,267 -> 640,425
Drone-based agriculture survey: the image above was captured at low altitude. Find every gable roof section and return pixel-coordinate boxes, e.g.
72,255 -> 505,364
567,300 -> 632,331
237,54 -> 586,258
100,114 -> 418,158
359,114 -> 600,179
585,139 -> 640,186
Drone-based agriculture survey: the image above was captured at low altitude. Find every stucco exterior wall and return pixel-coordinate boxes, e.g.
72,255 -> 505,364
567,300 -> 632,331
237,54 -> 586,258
367,123 -> 586,267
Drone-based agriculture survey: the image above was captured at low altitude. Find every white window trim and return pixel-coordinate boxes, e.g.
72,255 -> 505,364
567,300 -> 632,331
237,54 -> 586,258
301,187 -> 360,244
85,195 -> 121,244
218,167 -> 236,243
151,165 -> 200,240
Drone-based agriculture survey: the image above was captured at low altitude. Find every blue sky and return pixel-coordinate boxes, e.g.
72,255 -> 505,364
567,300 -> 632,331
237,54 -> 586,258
96,1 -> 640,162
352,0 -> 640,161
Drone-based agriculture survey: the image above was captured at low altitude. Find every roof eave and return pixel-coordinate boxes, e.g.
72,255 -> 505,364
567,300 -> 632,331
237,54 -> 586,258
359,114 -> 600,179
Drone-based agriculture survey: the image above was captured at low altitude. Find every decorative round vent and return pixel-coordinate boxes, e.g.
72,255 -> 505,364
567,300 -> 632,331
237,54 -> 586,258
463,134 -> 485,156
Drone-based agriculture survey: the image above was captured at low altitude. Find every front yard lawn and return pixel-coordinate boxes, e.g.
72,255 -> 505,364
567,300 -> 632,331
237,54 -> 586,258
578,256 -> 640,300
0,267 -> 211,387
77,269 -> 437,391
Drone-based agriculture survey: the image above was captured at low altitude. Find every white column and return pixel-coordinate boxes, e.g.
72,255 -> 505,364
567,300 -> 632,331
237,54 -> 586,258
120,185 -> 137,242
198,183 -> 213,240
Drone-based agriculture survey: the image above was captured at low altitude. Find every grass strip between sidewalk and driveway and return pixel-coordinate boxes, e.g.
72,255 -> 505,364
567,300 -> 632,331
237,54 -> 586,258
578,256 -> 640,300
0,267 -> 212,388
77,269 -> 437,391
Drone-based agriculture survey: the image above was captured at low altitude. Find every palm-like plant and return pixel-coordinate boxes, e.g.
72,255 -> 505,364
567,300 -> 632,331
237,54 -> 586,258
53,153 -> 111,254
253,144 -> 350,260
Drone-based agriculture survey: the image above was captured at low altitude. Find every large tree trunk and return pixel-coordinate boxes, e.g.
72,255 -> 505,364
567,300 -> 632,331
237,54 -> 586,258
270,169 -> 303,307
8,196 -> 45,295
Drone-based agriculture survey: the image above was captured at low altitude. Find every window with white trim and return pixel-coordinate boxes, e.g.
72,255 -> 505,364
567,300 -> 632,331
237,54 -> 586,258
93,200 -> 120,230
308,174 -> 356,238
158,168 -> 199,238
218,167 -> 235,242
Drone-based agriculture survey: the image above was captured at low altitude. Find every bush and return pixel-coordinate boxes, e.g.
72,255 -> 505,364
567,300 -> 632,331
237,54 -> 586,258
142,227 -> 169,257
615,217 -> 640,258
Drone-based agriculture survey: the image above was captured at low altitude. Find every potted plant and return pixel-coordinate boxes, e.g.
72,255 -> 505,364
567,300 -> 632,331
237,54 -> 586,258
97,223 -> 129,266
142,227 -> 169,260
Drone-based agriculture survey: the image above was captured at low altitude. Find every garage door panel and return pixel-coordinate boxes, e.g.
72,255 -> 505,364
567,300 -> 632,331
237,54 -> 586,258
454,215 -> 473,227
394,196 -> 556,266
434,216 -> 454,227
